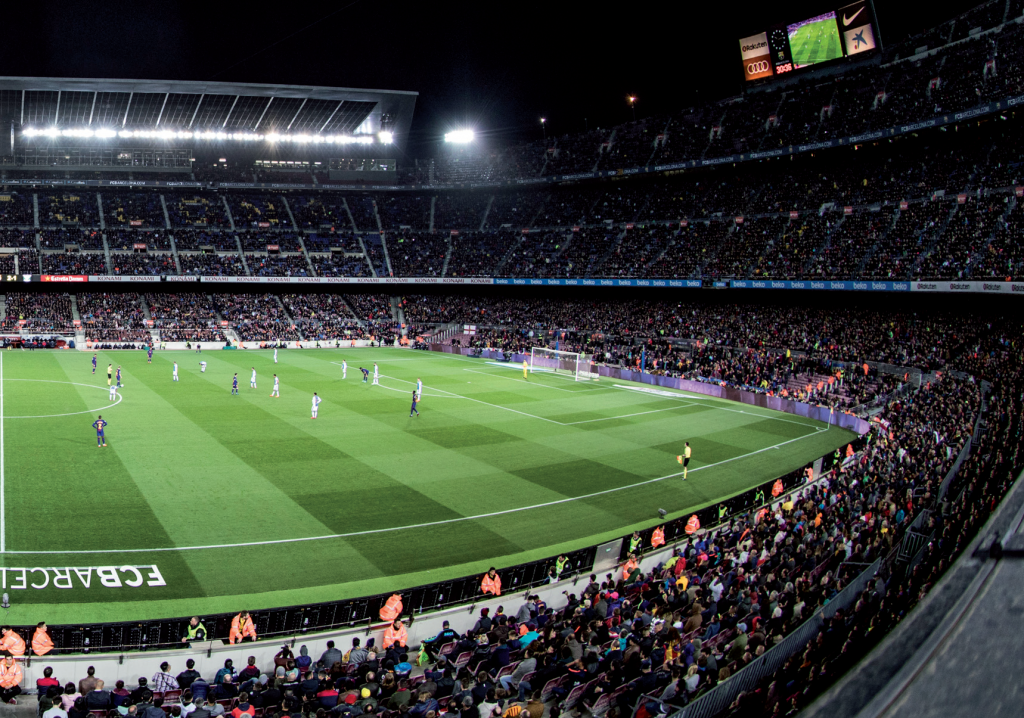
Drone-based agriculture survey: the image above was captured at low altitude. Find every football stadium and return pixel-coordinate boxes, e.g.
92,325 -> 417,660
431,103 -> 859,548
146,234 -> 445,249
0,1 -> 1020,717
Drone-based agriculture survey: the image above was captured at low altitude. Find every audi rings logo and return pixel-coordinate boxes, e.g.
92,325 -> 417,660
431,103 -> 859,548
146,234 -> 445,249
747,60 -> 770,74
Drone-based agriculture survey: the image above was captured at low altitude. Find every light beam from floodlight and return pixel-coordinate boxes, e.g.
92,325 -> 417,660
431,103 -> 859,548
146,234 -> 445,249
444,129 -> 474,144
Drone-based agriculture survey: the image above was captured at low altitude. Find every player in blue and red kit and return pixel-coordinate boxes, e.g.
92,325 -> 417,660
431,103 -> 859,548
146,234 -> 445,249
91,354 -> 97,374
116,366 -> 122,387
410,391 -> 420,417
92,415 -> 108,447
360,367 -> 370,383
147,346 -> 154,363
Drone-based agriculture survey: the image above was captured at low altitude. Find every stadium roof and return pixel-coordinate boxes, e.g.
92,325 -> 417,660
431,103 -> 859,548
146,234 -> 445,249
0,77 -> 417,140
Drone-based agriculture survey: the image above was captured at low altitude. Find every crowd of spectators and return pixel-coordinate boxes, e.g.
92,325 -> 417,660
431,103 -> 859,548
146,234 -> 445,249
0,193 -> 33,225
280,295 -> 364,340
101,193 -> 166,228
238,232 -> 303,252
173,229 -> 239,252
178,253 -> 248,277
403,296 -> 1001,374
146,294 -> 225,343
109,252 -> 178,276
40,193 -> 100,227
289,196 -> 354,230
213,294 -> 300,342
310,254 -> 372,278
107,229 -> 173,252
228,195 -> 287,229
2,292 -> 74,332
78,293 -> 151,343
39,229 -> 104,250
246,254 -> 313,277
168,196 -> 229,228
0,228 -> 35,248
40,251 -> 108,275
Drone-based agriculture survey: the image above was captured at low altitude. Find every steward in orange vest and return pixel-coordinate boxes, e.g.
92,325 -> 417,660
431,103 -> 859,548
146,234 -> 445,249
685,514 -> 700,534
379,594 -> 403,622
0,628 -> 24,657
383,620 -> 407,649
229,612 -> 257,644
481,568 -> 502,596
31,623 -> 53,657
622,554 -> 639,580
651,526 -> 665,549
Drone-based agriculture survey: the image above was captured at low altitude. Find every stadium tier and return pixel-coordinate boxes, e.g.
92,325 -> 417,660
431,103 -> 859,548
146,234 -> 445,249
0,5 -> 1021,718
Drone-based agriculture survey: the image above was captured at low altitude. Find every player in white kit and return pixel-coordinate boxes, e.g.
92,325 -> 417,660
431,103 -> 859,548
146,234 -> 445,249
200,361 -> 207,373
311,392 -> 321,419
108,377 -> 117,400
372,363 -> 379,386
173,362 -> 179,381
250,367 -> 257,389
416,377 -> 423,400
274,347 -> 278,363
271,374 -> 280,397
342,360 -> 347,379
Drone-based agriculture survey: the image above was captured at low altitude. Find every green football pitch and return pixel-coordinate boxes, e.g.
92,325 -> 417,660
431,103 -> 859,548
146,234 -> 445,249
0,348 -> 852,623
789,19 -> 843,68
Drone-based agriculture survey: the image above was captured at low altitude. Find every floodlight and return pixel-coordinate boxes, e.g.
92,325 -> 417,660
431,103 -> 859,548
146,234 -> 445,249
444,129 -> 474,144
379,131 -> 394,144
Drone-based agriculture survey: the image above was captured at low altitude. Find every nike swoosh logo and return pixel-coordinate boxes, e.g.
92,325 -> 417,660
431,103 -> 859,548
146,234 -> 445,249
843,7 -> 864,25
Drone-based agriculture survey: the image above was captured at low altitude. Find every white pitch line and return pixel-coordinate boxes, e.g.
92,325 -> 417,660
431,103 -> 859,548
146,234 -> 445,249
611,384 -> 828,431
462,368 -> 595,393
562,403 -> 698,425
3,423 -> 828,555
2,379 -> 124,418
380,375 -> 564,425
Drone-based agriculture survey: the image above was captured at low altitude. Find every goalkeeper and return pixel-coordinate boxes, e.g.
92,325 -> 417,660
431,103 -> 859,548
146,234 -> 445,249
523,359 -> 529,380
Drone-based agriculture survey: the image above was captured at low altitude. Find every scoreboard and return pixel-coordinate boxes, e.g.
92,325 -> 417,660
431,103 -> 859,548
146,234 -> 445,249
739,0 -> 878,82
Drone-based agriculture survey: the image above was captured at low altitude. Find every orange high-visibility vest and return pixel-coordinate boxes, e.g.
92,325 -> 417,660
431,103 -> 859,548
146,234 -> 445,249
622,558 -> 639,580
379,594 -> 403,622
481,573 -> 502,596
31,627 -> 53,657
229,614 -> 257,644
685,515 -> 701,534
772,479 -> 784,497
651,527 -> 665,549
383,623 -> 407,648
846,443 -> 854,457
0,631 -> 24,657
0,660 -> 22,689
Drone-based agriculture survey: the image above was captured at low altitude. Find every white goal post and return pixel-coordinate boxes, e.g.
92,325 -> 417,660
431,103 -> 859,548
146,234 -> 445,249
530,346 -> 599,381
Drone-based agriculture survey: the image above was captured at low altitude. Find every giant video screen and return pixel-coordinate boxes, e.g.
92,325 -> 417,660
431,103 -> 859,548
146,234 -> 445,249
738,0 -> 877,82
787,12 -> 843,68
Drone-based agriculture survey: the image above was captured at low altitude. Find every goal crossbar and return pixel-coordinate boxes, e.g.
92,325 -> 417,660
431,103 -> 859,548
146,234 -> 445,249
530,346 -> 598,381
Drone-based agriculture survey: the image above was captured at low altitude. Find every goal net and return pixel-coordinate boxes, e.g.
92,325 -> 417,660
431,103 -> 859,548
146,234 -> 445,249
530,347 -> 599,381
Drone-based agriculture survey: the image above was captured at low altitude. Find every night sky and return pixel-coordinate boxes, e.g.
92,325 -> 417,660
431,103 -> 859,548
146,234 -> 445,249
1,0 -> 984,156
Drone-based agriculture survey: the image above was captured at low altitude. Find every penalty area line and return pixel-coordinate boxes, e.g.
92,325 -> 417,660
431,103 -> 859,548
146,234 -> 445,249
3,424 -> 827,555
